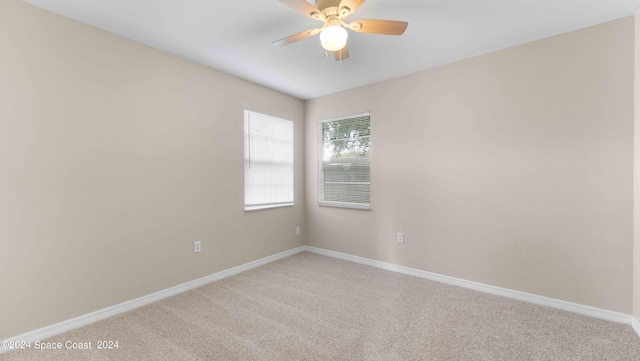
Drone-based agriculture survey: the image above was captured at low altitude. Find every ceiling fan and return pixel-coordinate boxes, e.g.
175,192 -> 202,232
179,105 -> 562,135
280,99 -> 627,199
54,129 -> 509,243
273,0 -> 408,61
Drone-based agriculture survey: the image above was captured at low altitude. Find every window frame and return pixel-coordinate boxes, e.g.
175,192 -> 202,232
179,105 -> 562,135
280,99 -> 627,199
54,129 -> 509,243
243,109 -> 294,212
317,111 -> 371,210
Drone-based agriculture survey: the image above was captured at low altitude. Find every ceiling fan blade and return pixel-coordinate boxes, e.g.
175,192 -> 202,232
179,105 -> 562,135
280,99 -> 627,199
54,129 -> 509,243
338,0 -> 365,14
350,19 -> 408,35
273,28 -> 320,47
277,0 -> 322,19
333,45 -> 350,61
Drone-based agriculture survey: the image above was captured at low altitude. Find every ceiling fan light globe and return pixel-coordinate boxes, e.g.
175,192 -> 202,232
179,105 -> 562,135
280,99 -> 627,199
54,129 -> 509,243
320,26 -> 348,51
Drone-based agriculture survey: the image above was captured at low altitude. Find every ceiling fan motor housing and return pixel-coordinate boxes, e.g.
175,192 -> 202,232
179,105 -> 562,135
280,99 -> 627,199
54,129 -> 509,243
317,0 -> 342,11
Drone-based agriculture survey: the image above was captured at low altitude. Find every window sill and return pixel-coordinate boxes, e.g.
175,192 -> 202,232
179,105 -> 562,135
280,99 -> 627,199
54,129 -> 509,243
245,203 -> 294,212
318,202 -> 370,210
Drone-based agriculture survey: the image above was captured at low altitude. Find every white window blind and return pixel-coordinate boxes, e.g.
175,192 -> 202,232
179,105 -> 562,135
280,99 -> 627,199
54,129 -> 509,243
318,112 -> 370,209
244,110 -> 294,211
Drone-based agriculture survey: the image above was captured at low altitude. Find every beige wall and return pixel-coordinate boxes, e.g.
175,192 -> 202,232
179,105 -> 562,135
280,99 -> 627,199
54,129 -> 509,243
0,0 -> 305,339
306,18 -> 635,313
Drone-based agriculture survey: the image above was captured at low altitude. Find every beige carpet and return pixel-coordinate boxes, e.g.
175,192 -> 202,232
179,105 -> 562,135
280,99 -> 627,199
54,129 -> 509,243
2,252 -> 640,360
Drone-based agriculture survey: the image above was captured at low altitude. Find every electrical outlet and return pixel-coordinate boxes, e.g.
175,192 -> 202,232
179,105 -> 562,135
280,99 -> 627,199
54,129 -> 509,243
397,232 -> 404,243
296,226 -> 300,235
194,240 -> 201,253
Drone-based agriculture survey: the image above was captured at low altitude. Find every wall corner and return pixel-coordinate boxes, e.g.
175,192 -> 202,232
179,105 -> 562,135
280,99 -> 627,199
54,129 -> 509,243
633,8 -> 640,328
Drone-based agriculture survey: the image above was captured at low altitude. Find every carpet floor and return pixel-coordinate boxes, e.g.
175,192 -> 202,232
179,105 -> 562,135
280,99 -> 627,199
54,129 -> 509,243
2,251 -> 640,360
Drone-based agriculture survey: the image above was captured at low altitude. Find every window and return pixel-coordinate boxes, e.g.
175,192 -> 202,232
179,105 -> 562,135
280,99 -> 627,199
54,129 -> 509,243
244,110 -> 294,211
318,112 -> 371,209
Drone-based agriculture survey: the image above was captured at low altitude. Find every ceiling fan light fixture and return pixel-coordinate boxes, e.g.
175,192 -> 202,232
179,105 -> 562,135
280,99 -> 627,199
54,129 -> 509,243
274,0 -> 408,61
320,25 -> 348,51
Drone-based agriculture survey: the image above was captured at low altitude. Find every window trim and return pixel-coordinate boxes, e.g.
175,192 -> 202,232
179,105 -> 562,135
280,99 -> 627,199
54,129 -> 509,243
317,111 -> 371,210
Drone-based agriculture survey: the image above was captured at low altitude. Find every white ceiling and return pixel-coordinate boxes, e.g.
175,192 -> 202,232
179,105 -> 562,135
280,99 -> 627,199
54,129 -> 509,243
21,0 -> 640,100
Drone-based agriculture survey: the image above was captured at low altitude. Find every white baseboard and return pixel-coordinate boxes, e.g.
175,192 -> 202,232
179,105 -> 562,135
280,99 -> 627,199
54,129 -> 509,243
3,244 -> 637,353
303,246 -> 633,325
1,246 -> 307,354
633,317 -> 640,338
